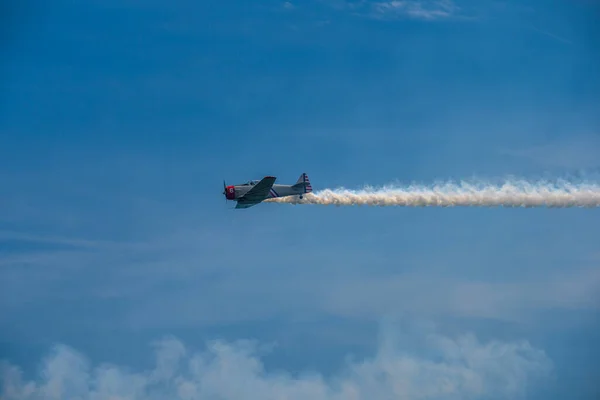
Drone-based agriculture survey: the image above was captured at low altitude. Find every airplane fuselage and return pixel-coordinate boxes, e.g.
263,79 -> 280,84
225,183 -> 306,201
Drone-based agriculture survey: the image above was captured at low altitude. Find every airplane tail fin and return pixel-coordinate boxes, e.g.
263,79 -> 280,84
293,173 -> 313,193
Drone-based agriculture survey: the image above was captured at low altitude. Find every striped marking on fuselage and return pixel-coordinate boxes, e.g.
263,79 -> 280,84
270,187 -> 279,198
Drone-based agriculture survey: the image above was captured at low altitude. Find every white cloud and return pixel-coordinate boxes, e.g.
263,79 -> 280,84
0,326 -> 552,400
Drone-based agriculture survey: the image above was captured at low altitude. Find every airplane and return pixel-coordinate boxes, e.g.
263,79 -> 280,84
223,173 -> 313,209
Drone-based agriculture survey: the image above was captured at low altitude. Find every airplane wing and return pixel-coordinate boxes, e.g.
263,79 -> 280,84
235,176 -> 276,208
235,201 -> 259,209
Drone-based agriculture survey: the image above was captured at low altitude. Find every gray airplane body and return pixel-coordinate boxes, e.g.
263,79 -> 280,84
223,173 -> 313,209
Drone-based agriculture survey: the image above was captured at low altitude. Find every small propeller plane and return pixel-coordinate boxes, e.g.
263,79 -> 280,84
223,173 -> 313,209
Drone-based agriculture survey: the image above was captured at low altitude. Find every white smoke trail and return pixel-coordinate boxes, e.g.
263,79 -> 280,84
265,179 -> 600,208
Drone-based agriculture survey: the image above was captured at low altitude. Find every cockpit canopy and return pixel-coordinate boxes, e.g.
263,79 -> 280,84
241,180 -> 260,186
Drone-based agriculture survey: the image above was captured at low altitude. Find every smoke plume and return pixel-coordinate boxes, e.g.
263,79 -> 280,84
266,178 -> 600,207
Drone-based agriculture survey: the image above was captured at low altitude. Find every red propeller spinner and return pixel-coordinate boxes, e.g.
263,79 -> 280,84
223,180 -> 235,200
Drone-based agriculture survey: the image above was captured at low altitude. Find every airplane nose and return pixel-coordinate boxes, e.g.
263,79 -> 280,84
224,185 -> 235,200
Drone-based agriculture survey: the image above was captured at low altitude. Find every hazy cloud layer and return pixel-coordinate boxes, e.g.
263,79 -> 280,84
1,325 -> 553,400
325,268 -> 600,323
2,227 -> 598,330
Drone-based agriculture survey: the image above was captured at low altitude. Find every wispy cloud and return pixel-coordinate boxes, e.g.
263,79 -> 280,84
0,230 -> 127,250
0,324 -> 552,400
335,0 -> 461,21
527,25 -> 573,45
372,0 -> 459,20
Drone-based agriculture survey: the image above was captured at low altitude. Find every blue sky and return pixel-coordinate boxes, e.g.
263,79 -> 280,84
1,0 -> 599,398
